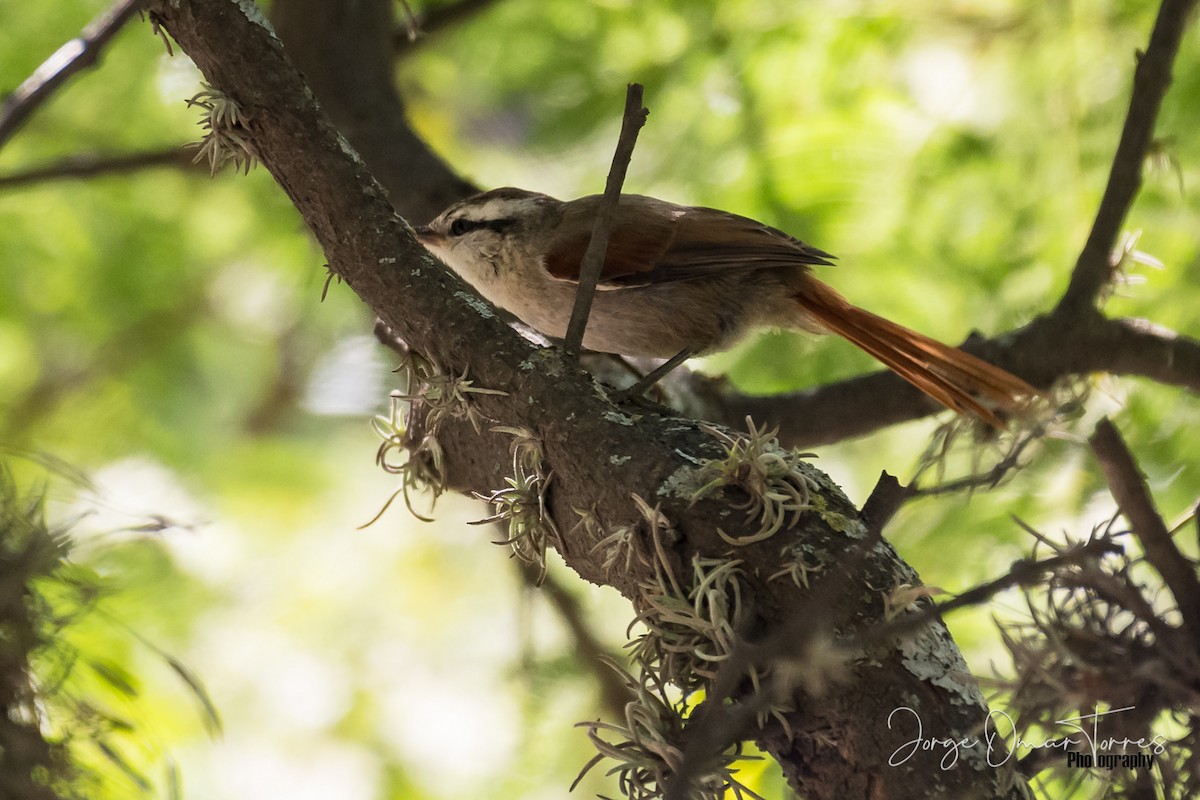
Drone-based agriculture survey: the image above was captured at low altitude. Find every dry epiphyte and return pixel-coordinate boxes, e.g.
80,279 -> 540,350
911,380 -> 1074,495
363,391 -> 446,525
1108,229 -> 1165,300
608,537 -> 781,780
573,659 -> 765,800
472,426 -> 558,580
632,549 -> 748,692
587,494 -> 671,578
691,417 -> 819,545
395,351 -> 507,436
577,443 -> 828,796
364,351 -> 509,526
186,83 -> 257,175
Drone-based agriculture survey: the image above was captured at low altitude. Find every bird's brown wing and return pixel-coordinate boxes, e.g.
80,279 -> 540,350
542,195 -> 833,287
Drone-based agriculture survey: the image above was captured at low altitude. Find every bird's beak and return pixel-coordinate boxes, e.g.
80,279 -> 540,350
413,225 -> 443,246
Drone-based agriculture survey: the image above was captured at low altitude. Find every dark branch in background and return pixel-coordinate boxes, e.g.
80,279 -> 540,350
0,0 -> 143,152
514,560 -> 631,722
0,147 -> 193,188
563,84 -> 648,358
1056,0 -> 1199,316
271,0 -> 477,222
711,274 -> 1200,447
1090,417 -> 1200,643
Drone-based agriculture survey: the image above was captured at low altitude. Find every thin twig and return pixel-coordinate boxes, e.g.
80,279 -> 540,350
0,0 -> 145,151
912,422 -> 1048,498
562,84 -> 648,358
1055,0 -> 1199,315
0,147 -> 193,189
1089,417 -> 1200,644
853,536 -> 1124,651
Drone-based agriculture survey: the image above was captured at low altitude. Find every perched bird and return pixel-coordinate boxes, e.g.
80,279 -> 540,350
416,187 -> 1036,425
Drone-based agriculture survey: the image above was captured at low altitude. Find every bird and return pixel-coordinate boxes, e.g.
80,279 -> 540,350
414,187 -> 1037,425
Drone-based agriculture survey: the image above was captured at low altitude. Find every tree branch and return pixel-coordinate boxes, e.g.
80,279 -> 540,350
0,147 -> 194,188
1056,0 -> 1199,316
1089,418 -> 1200,644
708,312 -> 1200,447
0,0 -> 144,151
514,560 -> 631,722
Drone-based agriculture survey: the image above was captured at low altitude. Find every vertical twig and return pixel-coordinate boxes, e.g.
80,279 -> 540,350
562,84 -> 649,358
1090,417 -> 1200,643
1054,0 -> 1198,315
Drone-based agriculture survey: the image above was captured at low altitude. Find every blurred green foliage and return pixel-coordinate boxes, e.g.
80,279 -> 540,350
1,0 -> 1197,797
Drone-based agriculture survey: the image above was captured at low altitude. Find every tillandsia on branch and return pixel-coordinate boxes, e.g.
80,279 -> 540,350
993,519 -> 1200,794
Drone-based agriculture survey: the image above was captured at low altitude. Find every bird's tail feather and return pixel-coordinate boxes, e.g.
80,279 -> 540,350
796,279 -> 1037,427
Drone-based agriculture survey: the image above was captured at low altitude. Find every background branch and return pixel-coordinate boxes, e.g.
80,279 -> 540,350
271,0 -> 477,222
1056,0 -> 1199,315
709,313 -> 1200,447
1090,417 -> 1200,643
0,0 -> 143,151
0,147 -> 193,188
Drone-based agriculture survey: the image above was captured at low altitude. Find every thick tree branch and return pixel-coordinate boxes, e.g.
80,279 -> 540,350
144,3 -> 1023,797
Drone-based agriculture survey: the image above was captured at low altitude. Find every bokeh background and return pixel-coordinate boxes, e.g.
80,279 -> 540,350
2,1 -> 1198,797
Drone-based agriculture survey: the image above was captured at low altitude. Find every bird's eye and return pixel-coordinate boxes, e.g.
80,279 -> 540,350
449,218 -> 479,237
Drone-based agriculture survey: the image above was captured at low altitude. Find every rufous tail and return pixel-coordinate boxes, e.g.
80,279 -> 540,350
795,278 -> 1037,427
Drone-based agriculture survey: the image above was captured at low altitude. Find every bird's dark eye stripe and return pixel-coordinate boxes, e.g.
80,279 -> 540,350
449,218 -> 514,237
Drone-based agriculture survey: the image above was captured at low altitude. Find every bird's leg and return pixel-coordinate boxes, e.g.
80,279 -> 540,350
610,348 -> 693,401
